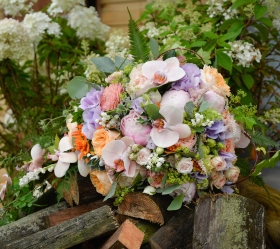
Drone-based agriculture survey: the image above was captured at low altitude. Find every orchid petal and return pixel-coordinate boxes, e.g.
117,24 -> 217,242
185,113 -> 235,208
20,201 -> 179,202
142,60 -> 167,79
166,67 -> 186,82
235,132 -> 250,148
159,106 -> 183,125
78,158 -> 90,177
121,136 -> 135,146
102,140 -> 126,167
165,57 -> 180,70
59,136 -> 73,152
59,152 -> 77,163
169,123 -> 191,138
31,144 -> 45,160
125,161 -> 137,177
54,161 -> 70,178
150,128 -> 179,148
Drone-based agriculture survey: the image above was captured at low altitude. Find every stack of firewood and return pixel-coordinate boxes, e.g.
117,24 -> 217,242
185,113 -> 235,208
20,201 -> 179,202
1,175 -> 279,249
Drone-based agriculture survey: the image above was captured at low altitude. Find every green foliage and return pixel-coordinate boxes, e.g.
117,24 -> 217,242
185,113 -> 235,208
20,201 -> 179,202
167,194 -> 184,211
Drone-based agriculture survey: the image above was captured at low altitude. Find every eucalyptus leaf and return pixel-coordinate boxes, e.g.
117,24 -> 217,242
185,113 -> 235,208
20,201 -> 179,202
199,101 -> 210,112
184,101 -> 194,118
115,56 -> 131,70
162,184 -> 181,195
67,76 -> 89,99
103,181 -> 117,201
149,37 -> 159,59
91,57 -> 116,74
198,135 -> 204,159
144,104 -> 163,120
167,194 -> 184,211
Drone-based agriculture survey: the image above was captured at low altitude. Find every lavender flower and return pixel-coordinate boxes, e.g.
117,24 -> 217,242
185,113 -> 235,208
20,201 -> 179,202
218,151 -> 237,169
131,97 -> 144,114
205,120 -> 228,141
171,63 -> 201,91
79,88 -> 103,111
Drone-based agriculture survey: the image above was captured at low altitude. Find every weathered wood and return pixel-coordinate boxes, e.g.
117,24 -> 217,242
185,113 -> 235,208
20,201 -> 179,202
193,194 -> 266,249
4,205 -> 118,249
117,192 -> 176,225
45,199 -> 114,227
0,201 -> 68,247
101,219 -> 145,249
149,206 -> 195,249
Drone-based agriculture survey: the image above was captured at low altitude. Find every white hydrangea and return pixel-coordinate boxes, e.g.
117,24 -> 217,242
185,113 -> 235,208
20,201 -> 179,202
47,0 -> 85,16
0,18 -> 32,61
140,22 -> 160,38
272,18 -> 280,30
105,29 -> 130,59
226,41 -> 262,67
22,12 -> 61,44
206,0 -> 238,20
67,6 -> 110,41
0,0 -> 37,17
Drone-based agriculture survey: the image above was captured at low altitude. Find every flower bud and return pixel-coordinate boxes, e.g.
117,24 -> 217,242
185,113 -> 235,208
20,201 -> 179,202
143,186 -> 156,195
224,166 -> 240,182
156,147 -> 164,155
206,138 -> 216,148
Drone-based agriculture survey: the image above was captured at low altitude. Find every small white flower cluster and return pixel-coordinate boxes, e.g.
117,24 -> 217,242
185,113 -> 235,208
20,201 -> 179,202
206,0 -> 238,20
105,30 -> 130,59
19,165 -> 55,187
272,18 -> 280,30
140,22 -> 160,38
47,0 -> 85,16
97,112 -> 120,129
191,113 -> 214,127
22,12 -> 61,44
146,152 -> 165,169
226,41 -> 262,67
0,18 -> 32,61
33,181 -> 52,198
0,0 -> 37,17
67,6 -> 110,41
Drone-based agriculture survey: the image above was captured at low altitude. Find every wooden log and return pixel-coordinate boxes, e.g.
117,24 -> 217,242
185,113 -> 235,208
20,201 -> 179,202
193,194 -> 266,249
44,199 -> 114,227
238,179 -> 280,247
4,205 -> 119,249
149,205 -> 195,249
117,192 -> 176,225
100,219 -> 145,249
0,201 -> 68,247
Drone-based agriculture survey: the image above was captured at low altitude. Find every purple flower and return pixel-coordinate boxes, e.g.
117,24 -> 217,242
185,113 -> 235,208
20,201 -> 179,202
205,120 -> 229,141
221,185 -> 234,194
82,109 -> 101,139
218,151 -> 237,169
131,97 -> 144,114
192,172 -> 207,180
171,63 -> 201,91
79,88 -> 103,111
82,122 -> 98,139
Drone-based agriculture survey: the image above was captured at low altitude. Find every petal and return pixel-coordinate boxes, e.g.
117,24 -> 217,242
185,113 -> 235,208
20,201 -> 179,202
166,67 -> 186,82
31,144 -> 45,160
59,152 -> 78,163
54,161 -> 70,178
165,57 -> 180,69
102,140 -> 126,166
78,158 -> 90,177
235,132 -> 250,148
159,106 -> 183,125
142,60 -> 167,79
121,136 -> 135,146
59,136 -> 73,152
124,161 -> 137,177
150,128 -> 179,148
169,123 -> 191,138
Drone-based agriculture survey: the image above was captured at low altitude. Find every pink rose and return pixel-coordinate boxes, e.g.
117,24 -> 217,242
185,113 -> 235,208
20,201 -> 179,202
120,111 -> 152,146
211,172 -> 226,189
224,166 -> 240,182
170,182 -> 196,203
203,90 -> 225,113
160,90 -> 191,112
211,156 -> 227,171
136,148 -> 152,165
177,134 -> 197,149
176,157 -> 193,174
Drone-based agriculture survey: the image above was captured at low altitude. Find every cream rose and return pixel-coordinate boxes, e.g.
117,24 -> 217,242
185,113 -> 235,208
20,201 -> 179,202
211,172 -> 226,189
224,166 -> 240,182
211,156 -> 227,171
176,157 -> 193,174
136,147 -> 152,165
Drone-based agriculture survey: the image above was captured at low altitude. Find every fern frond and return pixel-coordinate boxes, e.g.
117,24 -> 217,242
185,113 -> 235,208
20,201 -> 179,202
236,158 -> 253,177
249,132 -> 279,147
128,9 -> 150,62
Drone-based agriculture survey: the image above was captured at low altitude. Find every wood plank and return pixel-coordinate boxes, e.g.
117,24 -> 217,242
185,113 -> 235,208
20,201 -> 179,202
45,199 -> 114,227
193,194 -> 266,249
4,205 -> 119,249
100,219 -> 145,249
149,206 -> 195,249
0,202 -> 68,247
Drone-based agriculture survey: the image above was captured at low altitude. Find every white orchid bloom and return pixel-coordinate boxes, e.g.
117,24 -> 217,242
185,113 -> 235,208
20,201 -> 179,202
27,144 -> 46,172
53,136 -> 78,178
150,106 -> 191,148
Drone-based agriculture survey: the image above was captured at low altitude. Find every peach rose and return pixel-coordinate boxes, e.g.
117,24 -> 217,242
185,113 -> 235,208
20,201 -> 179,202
90,170 -> 112,196
211,156 -> 227,171
92,128 -> 120,157
100,83 -> 124,111
177,134 -> 197,149
221,138 -> 235,154
211,172 -> 226,189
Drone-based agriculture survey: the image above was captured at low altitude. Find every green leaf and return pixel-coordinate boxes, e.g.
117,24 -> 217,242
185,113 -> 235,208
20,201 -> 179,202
234,115 -> 256,129
103,181 -> 117,201
258,17 -> 272,27
144,104 -> 163,120
54,134 -> 60,151
184,101 -> 194,118
249,132 -> 279,147
149,37 -> 159,59
163,50 -> 176,60
231,0 -> 257,10
167,194 -> 184,211
254,24 -> 269,42
198,135 -> 204,158
203,39 -> 217,52
252,150 -> 280,176
190,41 -> 206,48
115,56 -> 131,70
91,57 -> 116,74
161,172 -> 168,189
67,76 -> 89,99
242,74 -> 254,89
204,32 -> 218,39
216,51 -> 232,72
254,4 -> 267,20
128,9 -> 150,62
197,49 -> 211,65
217,40 -> 231,49
162,184 -> 181,195
220,19 -> 243,32
132,173 -> 142,186
218,29 -> 243,42
199,101 -> 210,112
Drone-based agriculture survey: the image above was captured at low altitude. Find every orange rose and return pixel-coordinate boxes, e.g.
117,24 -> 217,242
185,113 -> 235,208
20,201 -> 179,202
90,170 -> 112,196
92,128 -> 120,157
